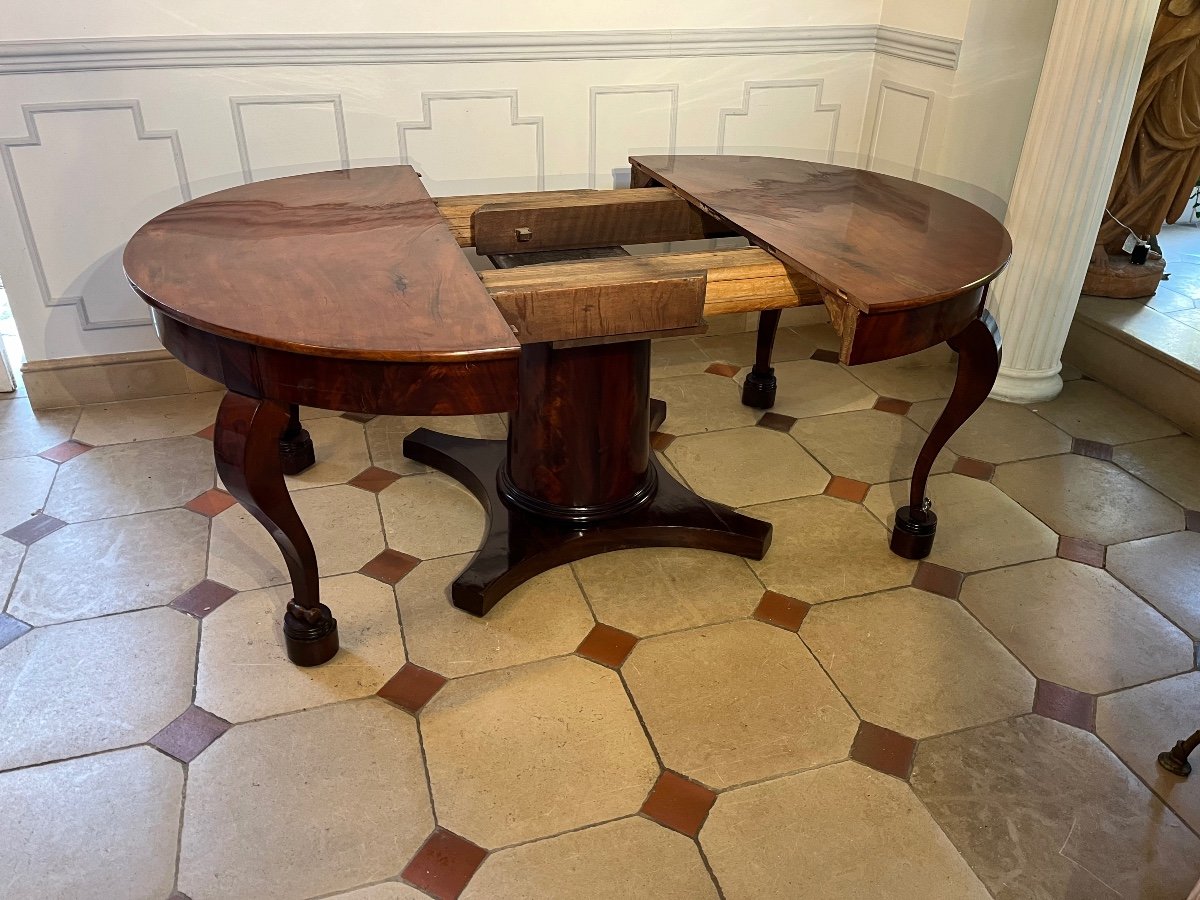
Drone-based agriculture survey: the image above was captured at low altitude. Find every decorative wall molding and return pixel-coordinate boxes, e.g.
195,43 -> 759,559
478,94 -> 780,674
866,80 -> 934,178
0,100 -> 190,331
398,90 -> 545,191
588,85 -> 679,189
0,26 -> 961,74
230,94 -> 349,183
718,79 -> 841,162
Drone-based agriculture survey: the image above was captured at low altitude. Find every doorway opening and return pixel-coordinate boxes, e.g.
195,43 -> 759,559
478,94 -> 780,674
0,278 -> 24,394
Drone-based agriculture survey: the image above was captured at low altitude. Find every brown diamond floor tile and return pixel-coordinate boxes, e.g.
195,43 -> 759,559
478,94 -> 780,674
401,828 -> 488,900
704,362 -> 739,378
378,663 -> 448,713
0,612 -> 31,650
348,466 -> 403,493
576,623 -> 639,668
1033,680 -> 1096,732
753,590 -> 811,631
811,347 -> 840,363
360,548 -> 421,585
650,431 -> 676,452
38,439 -> 92,463
1057,536 -> 1105,567
170,580 -> 237,618
1072,437 -> 1114,461
193,424 -> 215,440
912,561 -> 964,600
756,411 -> 797,432
640,770 -> 717,837
952,456 -> 995,481
1187,509 -> 1200,532
148,704 -> 231,762
341,411 -> 376,423
851,721 -> 917,780
824,476 -> 870,503
873,396 -> 912,415
2,513 -> 66,546
184,489 -> 236,518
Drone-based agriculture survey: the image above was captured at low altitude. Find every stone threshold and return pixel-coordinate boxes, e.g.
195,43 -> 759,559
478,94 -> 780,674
1065,294 -> 1200,438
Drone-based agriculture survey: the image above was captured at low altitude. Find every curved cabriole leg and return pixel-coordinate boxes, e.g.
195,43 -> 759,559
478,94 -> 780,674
1158,730 -> 1200,777
741,309 -> 781,409
214,392 -> 337,666
891,308 -> 1002,559
277,403 -> 316,475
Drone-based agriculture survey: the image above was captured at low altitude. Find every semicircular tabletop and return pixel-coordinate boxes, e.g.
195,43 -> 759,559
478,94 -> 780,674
630,154 -> 1012,313
123,165 -> 520,362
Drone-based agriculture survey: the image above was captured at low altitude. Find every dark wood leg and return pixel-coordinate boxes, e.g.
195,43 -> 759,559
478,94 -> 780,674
278,403 -> 316,475
214,391 -> 337,666
741,309 -> 781,409
1158,730 -> 1200,777
891,308 -> 1002,559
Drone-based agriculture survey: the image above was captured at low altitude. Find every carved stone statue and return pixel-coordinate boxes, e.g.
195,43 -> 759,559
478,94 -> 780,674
1085,0 -> 1200,298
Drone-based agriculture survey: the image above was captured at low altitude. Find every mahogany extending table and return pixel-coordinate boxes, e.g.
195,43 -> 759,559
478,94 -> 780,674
123,155 -> 1011,666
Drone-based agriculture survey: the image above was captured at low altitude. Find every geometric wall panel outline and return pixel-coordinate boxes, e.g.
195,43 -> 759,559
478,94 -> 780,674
717,79 -> 841,164
0,100 -> 191,330
229,94 -> 350,183
865,79 -> 935,179
397,90 -> 545,191
588,84 -> 679,188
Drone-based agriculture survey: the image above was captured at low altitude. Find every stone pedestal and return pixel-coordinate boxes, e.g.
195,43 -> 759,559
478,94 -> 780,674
987,0 -> 1159,404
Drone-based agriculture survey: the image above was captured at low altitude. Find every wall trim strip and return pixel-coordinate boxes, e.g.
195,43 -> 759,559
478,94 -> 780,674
0,26 -> 960,74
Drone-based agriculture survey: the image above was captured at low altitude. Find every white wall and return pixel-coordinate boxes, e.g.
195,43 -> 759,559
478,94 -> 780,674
0,1 -> 1054,364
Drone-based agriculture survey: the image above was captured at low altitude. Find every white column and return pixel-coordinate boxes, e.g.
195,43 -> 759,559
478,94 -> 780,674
988,0 -> 1158,403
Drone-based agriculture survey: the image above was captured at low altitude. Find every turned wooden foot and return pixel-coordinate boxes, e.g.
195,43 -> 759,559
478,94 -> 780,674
741,309 -> 781,409
892,307 -> 1002,559
278,403 -> 316,475
1158,730 -> 1200,777
214,391 -> 337,665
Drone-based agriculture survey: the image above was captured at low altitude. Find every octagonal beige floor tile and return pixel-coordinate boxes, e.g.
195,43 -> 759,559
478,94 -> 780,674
745,495 -> 915,603
751,359 -> 878,420
421,656 -> 658,848
650,373 -> 760,434
0,607 -> 196,770
0,400 -> 78,459
379,472 -> 486,559
624,620 -> 857,788
1030,379 -> 1179,444
907,398 -> 1072,464
1097,671 -> 1200,834
44,436 -> 213,522
693,327 -> 816,367
960,559 -> 1193,694
573,547 -> 763,637
73,390 -> 223,445
912,715 -> 1200,900
180,699 -> 432,900
0,535 -> 22,603
8,509 -> 208,625
864,474 -> 1057,573
801,587 -> 1034,738
701,761 -> 988,900
197,573 -> 405,722
366,413 -> 507,476
462,816 -> 718,900
208,483 -> 384,589
651,336 -> 710,378
993,454 -> 1182,545
0,746 -> 182,900
395,554 -> 593,678
1113,434 -> 1200,509
790,409 -> 954,484
665,427 -> 828,507
1107,531 -> 1200,638
326,885 -> 429,900
0,455 -> 57,532
846,345 -> 958,402
283,414 -> 371,489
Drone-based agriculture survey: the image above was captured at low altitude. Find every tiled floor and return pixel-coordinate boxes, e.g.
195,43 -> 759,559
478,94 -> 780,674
3,322 -> 1200,899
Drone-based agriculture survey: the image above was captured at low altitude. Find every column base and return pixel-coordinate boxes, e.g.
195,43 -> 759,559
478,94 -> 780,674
989,365 -> 1064,404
